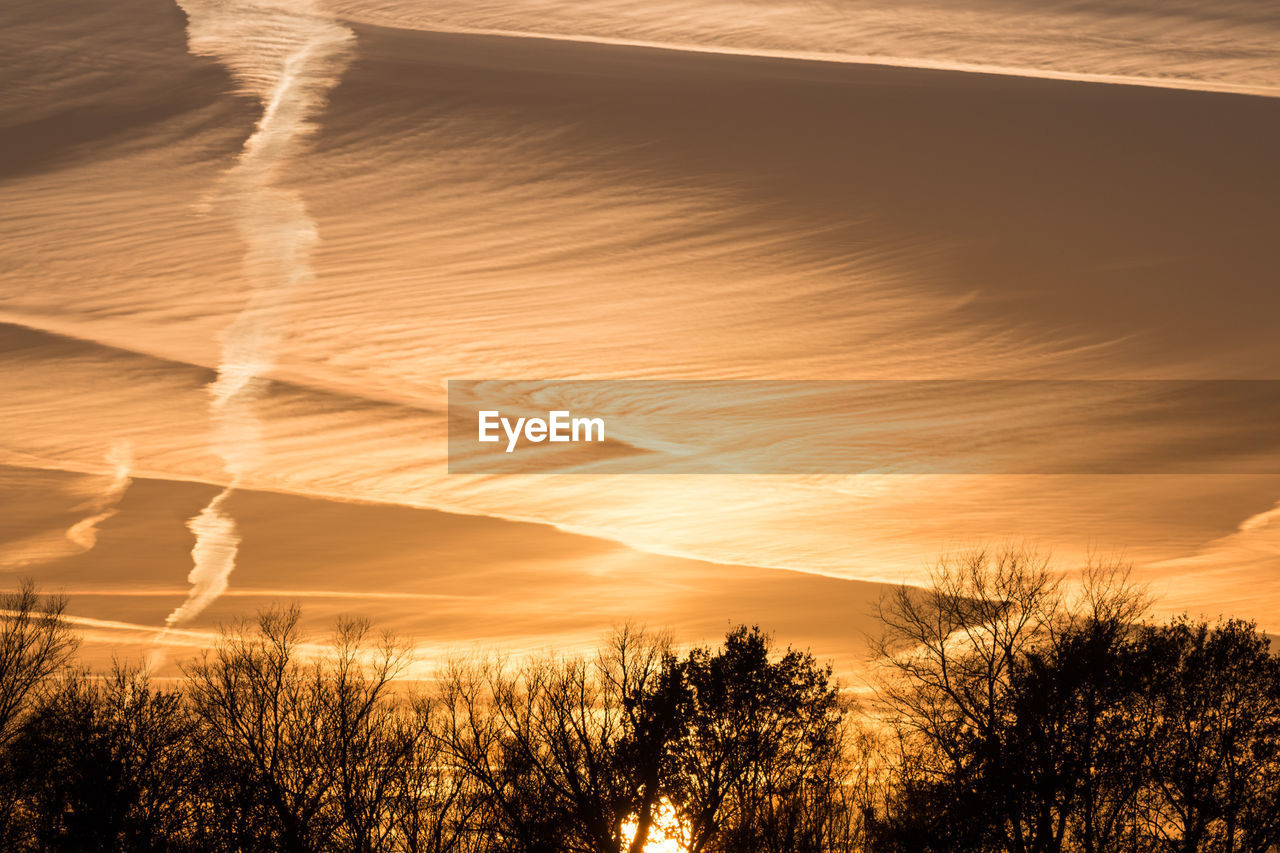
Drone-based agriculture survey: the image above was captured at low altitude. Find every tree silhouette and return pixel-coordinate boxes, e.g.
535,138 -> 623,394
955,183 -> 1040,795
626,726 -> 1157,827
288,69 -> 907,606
433,626 -> 684,853
0,579 -> 78,746
183,605 -> 435,853
671,625 -> 847,853
5,665 -> 200,853
866,549 -> 1280,853
0,571 -> 1276,853
0,579 -> 82,849
1135,617 -> 1280,853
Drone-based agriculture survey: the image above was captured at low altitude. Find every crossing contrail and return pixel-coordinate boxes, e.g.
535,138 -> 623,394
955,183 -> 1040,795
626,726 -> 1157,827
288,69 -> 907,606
164,0 -> 354,629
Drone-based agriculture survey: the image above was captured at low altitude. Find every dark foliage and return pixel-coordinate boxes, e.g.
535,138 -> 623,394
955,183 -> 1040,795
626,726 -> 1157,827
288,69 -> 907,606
866,550 -> 1280,853
1,558 -> 1278,853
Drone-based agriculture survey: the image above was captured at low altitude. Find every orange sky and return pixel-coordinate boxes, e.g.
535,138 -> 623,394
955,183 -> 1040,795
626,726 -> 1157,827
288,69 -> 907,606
3,0 -> 1279,673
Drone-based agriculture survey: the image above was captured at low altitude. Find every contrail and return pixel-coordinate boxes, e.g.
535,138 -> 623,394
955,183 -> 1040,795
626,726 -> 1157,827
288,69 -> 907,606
64,441 -> 134,552
0,442 -> 134,569
163,0 -> 354,630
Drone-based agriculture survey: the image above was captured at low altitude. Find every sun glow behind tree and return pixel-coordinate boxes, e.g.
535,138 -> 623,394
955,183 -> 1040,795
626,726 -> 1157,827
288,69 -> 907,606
621,798 -> 686,853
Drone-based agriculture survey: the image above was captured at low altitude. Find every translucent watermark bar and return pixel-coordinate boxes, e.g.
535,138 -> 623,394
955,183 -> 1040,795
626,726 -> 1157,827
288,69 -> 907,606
447,380 -> 1280,474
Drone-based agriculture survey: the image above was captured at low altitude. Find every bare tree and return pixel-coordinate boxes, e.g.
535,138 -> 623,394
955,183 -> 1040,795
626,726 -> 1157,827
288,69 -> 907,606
14,569 -> 1276,853
869,549 -> 1151,853
5,663 -> 201,852
186,606 -> 337,852
0,579 -> 78,746
433,626 -> 681,853
387,695 -> 488,853
1043,563 -> 1153,853
433,624 -> 853,853
872,548 -> 1062,789
184,605 -> 429,853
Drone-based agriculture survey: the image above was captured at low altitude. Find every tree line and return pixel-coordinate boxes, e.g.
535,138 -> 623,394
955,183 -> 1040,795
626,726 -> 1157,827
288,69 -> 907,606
0,548 -> 1277,853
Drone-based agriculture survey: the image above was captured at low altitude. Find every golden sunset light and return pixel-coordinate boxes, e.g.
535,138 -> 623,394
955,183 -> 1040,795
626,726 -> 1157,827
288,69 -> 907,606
2,0 -> 1279,849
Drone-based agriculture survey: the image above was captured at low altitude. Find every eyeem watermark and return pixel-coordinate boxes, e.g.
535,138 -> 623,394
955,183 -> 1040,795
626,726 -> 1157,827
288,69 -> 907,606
448,379 -> 1280,474
478,410 -> 606,453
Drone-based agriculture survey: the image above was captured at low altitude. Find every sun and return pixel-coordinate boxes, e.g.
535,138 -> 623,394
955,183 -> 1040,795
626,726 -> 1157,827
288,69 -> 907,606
621,798 -> 686,853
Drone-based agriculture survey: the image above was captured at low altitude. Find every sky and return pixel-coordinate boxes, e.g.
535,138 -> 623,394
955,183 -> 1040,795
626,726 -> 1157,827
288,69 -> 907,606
2,0 -> 1278,674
